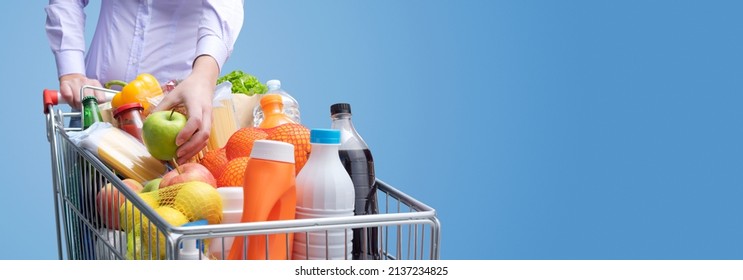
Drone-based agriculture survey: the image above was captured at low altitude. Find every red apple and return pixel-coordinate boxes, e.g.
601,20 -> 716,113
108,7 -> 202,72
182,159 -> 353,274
123,178 -> 144,193
96,184 -> 126,230
96,179 -> 144,230
159,162 -> 217,189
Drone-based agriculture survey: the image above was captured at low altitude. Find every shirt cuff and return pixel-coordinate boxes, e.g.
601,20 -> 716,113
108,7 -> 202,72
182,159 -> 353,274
195,34 -> 230,71
55,49 -> 86,77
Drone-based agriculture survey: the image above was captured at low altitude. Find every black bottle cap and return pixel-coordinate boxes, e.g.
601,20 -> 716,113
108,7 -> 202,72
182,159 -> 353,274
330,103 -> 352,115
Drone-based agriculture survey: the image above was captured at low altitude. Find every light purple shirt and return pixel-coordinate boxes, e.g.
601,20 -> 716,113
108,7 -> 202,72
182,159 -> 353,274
45,0 -> 244,84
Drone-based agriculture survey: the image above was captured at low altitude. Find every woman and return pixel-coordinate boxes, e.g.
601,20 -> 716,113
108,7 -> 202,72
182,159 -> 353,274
46,0 -> 244,163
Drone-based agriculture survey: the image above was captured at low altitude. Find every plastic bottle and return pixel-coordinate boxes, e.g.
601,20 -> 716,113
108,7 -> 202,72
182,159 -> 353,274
82,96 -> 104,130
227,140 -> 296,260
95,229 -> 127,260
330,103 -> 381,260
292,129 -> 355,260
208,187 -> 243,260
257,94 -> 297,129
253,79 -> 300,127
178,220 -> 210,260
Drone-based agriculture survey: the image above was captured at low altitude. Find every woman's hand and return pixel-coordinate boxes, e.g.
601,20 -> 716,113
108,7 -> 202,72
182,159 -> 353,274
59,73 -> 104,109
153,55 -> 220,164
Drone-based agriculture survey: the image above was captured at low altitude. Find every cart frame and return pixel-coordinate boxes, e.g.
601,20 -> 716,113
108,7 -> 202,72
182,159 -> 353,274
43,88 -> 441,260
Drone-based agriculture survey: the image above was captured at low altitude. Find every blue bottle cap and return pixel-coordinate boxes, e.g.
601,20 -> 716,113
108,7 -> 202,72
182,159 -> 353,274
180,219 -> 208,252
310,129 -> 341,144
183,220 -> 209,227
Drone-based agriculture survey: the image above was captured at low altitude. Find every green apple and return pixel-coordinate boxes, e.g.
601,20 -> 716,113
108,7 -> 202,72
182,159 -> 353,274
142,178 -> 162,193
142,110 -> 187,161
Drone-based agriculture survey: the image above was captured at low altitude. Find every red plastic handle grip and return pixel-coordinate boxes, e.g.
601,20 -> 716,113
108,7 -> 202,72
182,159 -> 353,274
43,89 -> 60,114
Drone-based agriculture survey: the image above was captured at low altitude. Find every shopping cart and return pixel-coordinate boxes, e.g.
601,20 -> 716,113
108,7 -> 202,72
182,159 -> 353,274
42,87 -> 441,260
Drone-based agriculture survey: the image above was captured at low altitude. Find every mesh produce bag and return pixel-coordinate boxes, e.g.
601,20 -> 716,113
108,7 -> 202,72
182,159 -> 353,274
266,123 -> 311,174
119,181 -> 223,260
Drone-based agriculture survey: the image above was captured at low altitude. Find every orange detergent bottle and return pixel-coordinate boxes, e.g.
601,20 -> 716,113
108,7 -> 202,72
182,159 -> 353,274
227,140 -> 296,260
257,94 -> 297,129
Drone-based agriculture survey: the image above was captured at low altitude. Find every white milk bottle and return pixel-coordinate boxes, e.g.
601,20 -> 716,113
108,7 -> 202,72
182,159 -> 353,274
292,129 -> 355,260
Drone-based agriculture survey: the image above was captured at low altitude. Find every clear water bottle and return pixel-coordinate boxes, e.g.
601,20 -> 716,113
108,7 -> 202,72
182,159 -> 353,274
330,103 -> 380,260
252,80 -> 301,127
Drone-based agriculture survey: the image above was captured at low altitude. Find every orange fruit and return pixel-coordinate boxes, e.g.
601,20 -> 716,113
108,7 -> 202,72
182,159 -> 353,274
267,123 -> 311,174
200,148 -> 229,179
217,157 -> 250,187
225,127 -> 269,160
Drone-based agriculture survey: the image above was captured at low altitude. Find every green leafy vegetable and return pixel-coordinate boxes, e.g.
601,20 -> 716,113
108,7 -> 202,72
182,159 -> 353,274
217,70 -> 268,96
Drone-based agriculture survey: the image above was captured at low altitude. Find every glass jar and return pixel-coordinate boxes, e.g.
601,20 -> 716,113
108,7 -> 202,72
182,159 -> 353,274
113,102 -> 145,142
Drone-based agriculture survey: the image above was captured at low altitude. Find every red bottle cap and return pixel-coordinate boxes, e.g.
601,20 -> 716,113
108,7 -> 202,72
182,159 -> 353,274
113,102 -> 144,118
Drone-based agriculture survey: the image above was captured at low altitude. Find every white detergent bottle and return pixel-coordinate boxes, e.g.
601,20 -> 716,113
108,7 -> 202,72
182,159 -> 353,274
292,129 -> 355,260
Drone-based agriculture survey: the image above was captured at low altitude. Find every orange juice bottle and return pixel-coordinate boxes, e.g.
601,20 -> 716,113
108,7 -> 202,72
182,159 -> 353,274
257,94 -> 296,129
252,80 -> 301,127
227,140 -> 296,260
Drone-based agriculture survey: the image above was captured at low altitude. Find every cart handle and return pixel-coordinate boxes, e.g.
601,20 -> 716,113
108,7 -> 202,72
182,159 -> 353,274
42,87 -> 118,114
42,89 -> 59,114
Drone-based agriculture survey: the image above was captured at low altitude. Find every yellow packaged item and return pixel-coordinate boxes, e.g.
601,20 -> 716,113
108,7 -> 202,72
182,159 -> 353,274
208,82 -> 239,150
70,122 -> 167,182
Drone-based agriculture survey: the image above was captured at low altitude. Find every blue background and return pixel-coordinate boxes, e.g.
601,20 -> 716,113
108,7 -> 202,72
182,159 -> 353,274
2,0 -> 742,260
